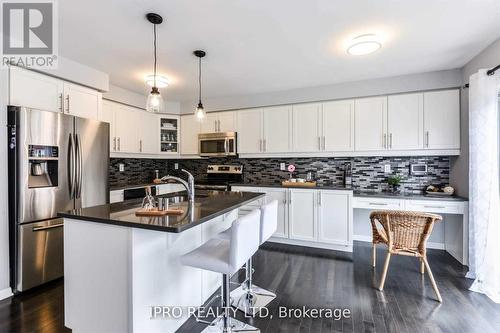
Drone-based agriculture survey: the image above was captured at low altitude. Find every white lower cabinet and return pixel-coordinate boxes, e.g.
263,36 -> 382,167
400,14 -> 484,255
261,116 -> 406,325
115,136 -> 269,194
232,186 -> 353,250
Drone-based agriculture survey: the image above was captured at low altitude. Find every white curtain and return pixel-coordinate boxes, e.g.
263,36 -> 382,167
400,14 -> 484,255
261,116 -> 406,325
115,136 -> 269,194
467,69 -> 500,303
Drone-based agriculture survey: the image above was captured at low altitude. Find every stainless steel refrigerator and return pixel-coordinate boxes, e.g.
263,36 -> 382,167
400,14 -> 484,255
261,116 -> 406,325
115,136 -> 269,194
7,105 -> 109,293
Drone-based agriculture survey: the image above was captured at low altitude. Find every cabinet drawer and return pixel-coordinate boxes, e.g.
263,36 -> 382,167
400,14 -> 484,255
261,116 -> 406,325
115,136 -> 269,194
404,200 -> 463,214
352,197 -> 403,210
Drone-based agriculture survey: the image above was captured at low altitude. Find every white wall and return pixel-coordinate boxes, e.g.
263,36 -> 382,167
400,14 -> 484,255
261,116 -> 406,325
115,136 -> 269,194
104,84 -> 181,114
180,69 -> 462,113
450,37 -> 500,197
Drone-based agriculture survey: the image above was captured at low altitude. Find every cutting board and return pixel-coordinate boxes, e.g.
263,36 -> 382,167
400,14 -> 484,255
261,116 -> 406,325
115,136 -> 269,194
135,208 -> 184,217
281,181 -> 317,187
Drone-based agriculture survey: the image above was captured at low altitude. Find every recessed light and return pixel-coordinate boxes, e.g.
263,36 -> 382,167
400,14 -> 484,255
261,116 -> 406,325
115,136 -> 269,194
145,74 -> 169,88
347,34 -> 381,56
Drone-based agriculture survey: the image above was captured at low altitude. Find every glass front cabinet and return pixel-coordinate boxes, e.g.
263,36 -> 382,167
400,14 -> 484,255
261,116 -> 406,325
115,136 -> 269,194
159,116 -> 179,154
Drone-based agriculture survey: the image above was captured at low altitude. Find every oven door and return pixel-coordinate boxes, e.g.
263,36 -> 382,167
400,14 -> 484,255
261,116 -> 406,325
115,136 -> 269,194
199,132 -> 237,157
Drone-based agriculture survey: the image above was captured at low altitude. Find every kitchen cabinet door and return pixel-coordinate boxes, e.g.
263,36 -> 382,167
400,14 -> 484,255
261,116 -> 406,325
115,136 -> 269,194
63,82 -> 101,120
100,100 -> 116,152
200,113 -> 218,133
288,189 -> 316,241
236,109 -> 263,154
180,114 -> 201,155
114,104 -> 140,153
292,103 -> 321,152
263,105 -> 291,153
354,96 -> 387,151
140,111 -> 159,154
264,188 -> 288,239
10,66 -> 64,112
423,90 -> 460,150
317,191 -> 351,245
322,100 -> 354,152
387,93 -> 423,150
217,111 -> 236,132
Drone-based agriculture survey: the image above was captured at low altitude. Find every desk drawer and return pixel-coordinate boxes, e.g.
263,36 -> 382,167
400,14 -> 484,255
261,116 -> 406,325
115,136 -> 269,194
352,197 -> 403,210
405,200 -> 463,214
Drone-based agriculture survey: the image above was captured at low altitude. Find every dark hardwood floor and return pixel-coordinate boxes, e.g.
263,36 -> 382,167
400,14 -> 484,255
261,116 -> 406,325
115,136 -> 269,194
1,241 -> 499,333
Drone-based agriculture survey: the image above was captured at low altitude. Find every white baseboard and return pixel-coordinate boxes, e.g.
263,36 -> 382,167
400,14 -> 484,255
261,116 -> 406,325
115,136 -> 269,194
268,237 -> 353,252
0,287 -> 12,300
353,235 -> 445,250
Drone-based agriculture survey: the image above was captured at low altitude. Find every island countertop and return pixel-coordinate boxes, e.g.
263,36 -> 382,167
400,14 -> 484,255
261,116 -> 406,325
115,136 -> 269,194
58,191 -> 264,233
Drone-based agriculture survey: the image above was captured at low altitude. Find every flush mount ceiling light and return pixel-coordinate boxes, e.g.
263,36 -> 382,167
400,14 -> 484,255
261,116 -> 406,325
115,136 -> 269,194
145,74 -> 169,88
145,12 -> 164,113
194,50 -> 207,120
347,34 -> 382,56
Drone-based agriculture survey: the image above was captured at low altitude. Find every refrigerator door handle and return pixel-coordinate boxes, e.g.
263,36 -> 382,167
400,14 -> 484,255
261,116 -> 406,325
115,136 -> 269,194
75,134 -> 83,199
68,133 -> 76,199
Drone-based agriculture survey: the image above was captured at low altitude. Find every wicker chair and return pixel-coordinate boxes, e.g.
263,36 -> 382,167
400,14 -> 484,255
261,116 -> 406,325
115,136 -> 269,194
370,210 -> 443,302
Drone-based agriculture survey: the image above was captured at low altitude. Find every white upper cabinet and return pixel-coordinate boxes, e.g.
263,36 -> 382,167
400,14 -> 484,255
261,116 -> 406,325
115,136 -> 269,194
354,96 -> 388,151
141,112 -> 159,154
200,111 -> 236,133
114,104 -> 140,153
200,113 -> 219,133
180,114 -> 201,155
263,105 -> 291,153
9,66 -> 101,120
236,108 -> 263,154
292,103 -> 321,152
217,112 -> 236,132
423,90 -> 460,149
387,93 -> 423,150
100,100 -> 116,152
322,100 -> 354,152
63,82 -> 101,119
10,66 -> 64,112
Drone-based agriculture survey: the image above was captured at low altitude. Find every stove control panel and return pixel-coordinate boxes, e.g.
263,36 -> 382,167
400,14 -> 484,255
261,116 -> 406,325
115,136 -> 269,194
207,165 -> 243,174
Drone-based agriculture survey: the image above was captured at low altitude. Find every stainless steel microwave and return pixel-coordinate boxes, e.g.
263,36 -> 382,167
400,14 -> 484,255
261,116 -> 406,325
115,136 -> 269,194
199,132 -> 237,157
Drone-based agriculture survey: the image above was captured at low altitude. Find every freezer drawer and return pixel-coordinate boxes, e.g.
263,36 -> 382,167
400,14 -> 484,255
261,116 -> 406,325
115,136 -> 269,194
16,218 -> 64,292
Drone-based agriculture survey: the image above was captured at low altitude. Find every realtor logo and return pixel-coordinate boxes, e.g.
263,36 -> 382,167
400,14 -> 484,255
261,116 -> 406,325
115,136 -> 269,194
1,0 -> 58,68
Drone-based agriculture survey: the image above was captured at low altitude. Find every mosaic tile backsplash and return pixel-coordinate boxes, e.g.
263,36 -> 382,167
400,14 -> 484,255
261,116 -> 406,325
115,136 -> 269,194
110,156 -> 450,194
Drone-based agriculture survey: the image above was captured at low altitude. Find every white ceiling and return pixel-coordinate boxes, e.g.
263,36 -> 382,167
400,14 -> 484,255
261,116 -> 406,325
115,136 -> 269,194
60,0 -> 500,101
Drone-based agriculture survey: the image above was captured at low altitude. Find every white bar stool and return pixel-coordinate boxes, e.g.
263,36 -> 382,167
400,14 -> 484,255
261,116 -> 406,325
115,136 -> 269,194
181,209 -> 261,333
217,200 -> 278,315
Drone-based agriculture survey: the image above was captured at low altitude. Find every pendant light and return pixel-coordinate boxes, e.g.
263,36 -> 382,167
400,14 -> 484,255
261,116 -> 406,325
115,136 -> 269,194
194,50 -> 206,120
146,13 -> 164,113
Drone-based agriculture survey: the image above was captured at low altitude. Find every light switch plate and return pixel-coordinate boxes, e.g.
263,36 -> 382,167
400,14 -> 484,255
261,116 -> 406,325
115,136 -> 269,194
280,163 -> 286,171
174,163 -> 179,170
384,164 -> 391,173
118,163 -> 125,172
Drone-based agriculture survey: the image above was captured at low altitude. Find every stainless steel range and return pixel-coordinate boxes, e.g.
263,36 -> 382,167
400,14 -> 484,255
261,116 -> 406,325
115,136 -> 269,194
194,165 -> 243,191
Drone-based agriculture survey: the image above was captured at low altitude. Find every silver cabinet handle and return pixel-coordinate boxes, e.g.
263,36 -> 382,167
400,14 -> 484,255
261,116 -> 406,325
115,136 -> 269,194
65,95 -> 70,113
264,139 -> 266,152
118,137 -> 121,151
59,93 -> 63,112
425,131 -> 430,148
259,139 -> 262,152
33,223 -> 63,232
139,140 -> 142,152
390,133 -> 393,149
218,120 -> 221,132
318,192 -> 321,205
424,205 -> 446,209
369,202 -> 387,206
214,120 -> 217,132
322,136 -> 326,151
113,137 -> 116,151
318,137 -> 321,150
383,134 -> 387,149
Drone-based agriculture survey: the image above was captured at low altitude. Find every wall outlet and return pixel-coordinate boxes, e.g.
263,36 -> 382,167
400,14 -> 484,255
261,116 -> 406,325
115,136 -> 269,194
384,164 -> 391,174
280,163 -> 286,171
118,163 -> 125,172
174,163 -> 179,170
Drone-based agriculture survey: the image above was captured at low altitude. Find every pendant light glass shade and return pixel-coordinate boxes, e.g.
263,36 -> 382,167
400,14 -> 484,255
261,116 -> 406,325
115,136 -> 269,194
195,101 -> 206,119
146,86 -> 164,113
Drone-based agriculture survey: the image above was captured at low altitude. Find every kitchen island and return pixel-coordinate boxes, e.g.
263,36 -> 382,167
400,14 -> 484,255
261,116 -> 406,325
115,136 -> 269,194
59,191 -> 264,333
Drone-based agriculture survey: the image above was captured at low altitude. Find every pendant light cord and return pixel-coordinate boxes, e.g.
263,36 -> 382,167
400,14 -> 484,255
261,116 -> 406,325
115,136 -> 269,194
153,23 -> 157,87
198,56 -> 202,103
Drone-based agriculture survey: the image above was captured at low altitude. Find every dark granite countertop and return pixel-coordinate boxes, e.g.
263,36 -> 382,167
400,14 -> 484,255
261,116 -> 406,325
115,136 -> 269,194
231,182 -> 353,191
110,182 -> 166,191
59,191 -> 265,233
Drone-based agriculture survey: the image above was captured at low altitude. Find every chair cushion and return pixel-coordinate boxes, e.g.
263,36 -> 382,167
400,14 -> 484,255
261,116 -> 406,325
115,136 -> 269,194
180,238 -> 235,275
